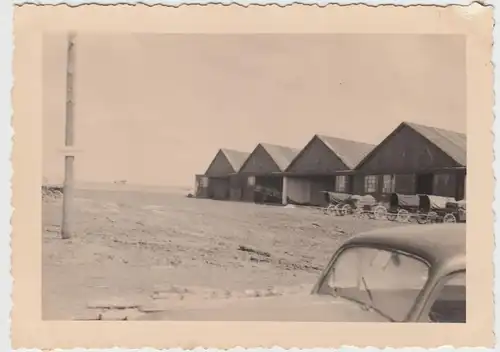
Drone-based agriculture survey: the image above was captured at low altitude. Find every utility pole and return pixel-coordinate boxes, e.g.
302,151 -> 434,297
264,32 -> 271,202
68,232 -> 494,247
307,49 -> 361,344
61,32 -> 76,240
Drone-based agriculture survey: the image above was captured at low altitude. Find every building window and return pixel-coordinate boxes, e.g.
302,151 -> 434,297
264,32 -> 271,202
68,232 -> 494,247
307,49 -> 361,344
247,176 -> 256,186
335,175 -> 347,193
364,175 -> 378,193
382,174 -> 396,193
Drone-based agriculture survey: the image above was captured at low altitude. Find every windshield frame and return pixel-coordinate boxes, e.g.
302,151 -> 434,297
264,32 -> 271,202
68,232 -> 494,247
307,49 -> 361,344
415,269 -> 466,323
312,243 -> 432,322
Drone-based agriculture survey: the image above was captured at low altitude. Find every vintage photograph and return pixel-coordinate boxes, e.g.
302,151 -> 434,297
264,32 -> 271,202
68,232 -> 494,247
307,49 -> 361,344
41,32 -> 467,323
10,3 -> 494,349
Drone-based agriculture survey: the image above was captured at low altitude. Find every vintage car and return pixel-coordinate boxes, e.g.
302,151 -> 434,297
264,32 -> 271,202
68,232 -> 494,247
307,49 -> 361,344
136,223 -> 466,323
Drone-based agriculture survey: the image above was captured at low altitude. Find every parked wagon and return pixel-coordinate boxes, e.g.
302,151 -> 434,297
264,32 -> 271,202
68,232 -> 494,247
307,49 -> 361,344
321,191 -> 354,216
386,193 -> 461,224
322,192 -> 387,219
386,193 -> 420,222
416,195 -> 459,224
351,195 -> 388,220
442,199 -> 467,223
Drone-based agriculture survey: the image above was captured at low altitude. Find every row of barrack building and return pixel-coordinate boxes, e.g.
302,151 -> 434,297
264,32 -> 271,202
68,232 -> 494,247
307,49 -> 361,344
194,121 -> 466,208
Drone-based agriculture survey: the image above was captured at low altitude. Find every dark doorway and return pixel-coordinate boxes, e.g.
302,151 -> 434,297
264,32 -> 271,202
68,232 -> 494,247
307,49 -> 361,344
455,171 -> 466,200
416,173 -> 434,195
254,176 -> 283,204
210,177 -> 230,200
347,175 -> 355,194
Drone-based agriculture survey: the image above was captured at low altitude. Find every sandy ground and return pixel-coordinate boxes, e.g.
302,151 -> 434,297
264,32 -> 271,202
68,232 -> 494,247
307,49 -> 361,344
42,188 -> 399,320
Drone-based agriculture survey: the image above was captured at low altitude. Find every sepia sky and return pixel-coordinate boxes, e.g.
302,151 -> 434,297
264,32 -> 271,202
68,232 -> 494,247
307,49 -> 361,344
43,33 -> 466,187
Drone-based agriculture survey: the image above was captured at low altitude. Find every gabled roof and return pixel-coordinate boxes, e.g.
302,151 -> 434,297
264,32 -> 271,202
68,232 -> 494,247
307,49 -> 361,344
315,135 -> 376,169
239,143 -> 300,173
355,121 -> 467,170
259,143 -> 301,171
205,148 -> 250,176
220,148 -> 250,172
404,122 -> 467,166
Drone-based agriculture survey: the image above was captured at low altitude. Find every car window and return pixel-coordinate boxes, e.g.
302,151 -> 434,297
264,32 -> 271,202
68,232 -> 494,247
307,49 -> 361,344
428,271 -> 466,323
325,246 -> 429,322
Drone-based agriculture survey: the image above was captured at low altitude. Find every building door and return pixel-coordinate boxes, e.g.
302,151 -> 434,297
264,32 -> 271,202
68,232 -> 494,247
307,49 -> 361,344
456,171 -> 466,200
347,175 -> 354,194
416,173 -> 434,195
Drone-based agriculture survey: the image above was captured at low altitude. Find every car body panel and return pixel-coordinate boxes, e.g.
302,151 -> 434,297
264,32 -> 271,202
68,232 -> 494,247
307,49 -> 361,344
340,223 -> 465,266
136,294 -> 390,322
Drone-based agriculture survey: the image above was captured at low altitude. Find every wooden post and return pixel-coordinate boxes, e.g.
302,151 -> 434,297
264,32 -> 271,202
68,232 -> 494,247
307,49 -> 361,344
61,32 -> 76,240
282,176 -> 288,205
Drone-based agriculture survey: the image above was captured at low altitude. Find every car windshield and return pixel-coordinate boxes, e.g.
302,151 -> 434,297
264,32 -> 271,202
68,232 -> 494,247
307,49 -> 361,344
324,246 -> 430,322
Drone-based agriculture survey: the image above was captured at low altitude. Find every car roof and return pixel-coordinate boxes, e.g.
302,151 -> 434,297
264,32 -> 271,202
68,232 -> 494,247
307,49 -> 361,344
344,224 -> 466,267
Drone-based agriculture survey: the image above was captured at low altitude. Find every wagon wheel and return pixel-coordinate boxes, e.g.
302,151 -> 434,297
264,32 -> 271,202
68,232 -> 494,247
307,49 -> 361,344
323,204 -> 335,215
427,211 -> 438,223
353,208 -> 365,219
387,211 -> 397,222
397,209 -> 411,223
408,212 -> 420,223
416,212 -> 429,225
340,204 -> 351,216
333,204 -> 342,216
373,205 -> 388,221
443,213 -> 457,223
340,204 -> 352,216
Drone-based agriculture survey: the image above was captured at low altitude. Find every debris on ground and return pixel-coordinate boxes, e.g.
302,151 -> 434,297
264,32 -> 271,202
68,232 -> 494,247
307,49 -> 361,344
250,255 -> 271,263
334,226 -> 347,234
238,245 -> 271,258
100,308 -> 142,321
44,224 -> 60,233
86,298 -> 141,310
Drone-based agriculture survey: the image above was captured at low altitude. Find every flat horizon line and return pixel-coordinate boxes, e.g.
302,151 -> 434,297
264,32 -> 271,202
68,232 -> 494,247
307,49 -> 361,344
43,180 -> 194,192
